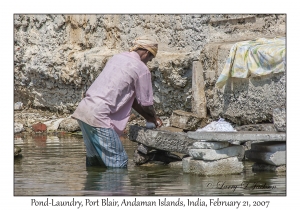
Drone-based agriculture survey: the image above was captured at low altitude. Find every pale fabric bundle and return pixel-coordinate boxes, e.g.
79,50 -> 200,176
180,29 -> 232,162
130,35 -> 158,57
216,37 -> 286,88
196,118 -> 236,132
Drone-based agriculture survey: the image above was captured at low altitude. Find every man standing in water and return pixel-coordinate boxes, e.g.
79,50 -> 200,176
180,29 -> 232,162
72,35 -> 162,168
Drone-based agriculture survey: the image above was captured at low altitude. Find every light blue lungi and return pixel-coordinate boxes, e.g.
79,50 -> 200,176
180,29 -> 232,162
77,120 -> 128,168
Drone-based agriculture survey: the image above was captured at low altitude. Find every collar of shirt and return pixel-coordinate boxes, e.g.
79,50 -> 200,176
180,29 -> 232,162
128,51 -> 141,60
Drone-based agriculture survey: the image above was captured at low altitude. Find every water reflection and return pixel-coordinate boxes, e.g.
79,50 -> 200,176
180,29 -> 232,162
14,134 -> 286,196
83,167 -> 130,196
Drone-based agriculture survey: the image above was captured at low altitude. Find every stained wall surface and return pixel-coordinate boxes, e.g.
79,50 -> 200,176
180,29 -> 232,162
14,14 -> 286,123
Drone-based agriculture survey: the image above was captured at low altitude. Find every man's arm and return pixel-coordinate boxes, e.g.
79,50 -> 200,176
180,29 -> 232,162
132,98 -> 162,127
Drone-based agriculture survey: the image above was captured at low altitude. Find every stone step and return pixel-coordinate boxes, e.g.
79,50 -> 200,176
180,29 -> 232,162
182,157 -> 243,175
245,150 -> 286,166
192,141 -> 229,150
250,141 -> 286,152
189,145 -> 245,161
187,131 -> 286,142
252,163 -> 286,172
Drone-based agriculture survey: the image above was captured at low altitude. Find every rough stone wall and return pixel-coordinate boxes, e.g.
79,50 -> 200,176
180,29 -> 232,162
14,14 -> 285,119
200,15 -> 286,125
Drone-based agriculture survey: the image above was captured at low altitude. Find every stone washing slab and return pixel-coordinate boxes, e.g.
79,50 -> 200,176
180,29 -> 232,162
182,157 -> 243,175
187,131 -> 286,142
250,141 -> 286,153
129,125 -> 195,154
189,145 -> 245,161
245,150 -> 286,166
192,141 -> 230,150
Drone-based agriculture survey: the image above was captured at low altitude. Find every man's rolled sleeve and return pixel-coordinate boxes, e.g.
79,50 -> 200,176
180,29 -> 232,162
135,72 -> 153,106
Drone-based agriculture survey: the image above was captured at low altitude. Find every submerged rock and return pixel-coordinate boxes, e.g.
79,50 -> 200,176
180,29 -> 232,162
133,150 -> 152,165
133,149 -> 182,165
168,161 -> 183,168
14,146 -> 22,156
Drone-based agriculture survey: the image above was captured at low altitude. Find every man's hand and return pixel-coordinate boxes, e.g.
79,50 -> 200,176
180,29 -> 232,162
132,98 -> 162,128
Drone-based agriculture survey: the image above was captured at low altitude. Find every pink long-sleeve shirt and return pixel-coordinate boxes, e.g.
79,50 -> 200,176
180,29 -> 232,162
72,51 -> 153,136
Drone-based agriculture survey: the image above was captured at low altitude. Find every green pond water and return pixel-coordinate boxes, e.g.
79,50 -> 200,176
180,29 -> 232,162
14,134 -> 286,196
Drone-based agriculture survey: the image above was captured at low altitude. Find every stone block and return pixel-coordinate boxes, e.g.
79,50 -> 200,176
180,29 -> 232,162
168,161 -> 183,168
252,162 -> 286,172
235,124 -> 276,132
250,141 -> 286,153
245,150 -> 286,166
170,110 -> 208,131
182,157 -> 243,175
189,145 -> 245,161
273,107 -> 286,132
192,60 -> 207,118
188,131 -> 286,142
192,141 -> 229,150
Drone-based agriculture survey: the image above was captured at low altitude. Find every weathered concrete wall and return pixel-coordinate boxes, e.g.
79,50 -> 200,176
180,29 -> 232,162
200,42 -> 286,125
14,14 -> 285,119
